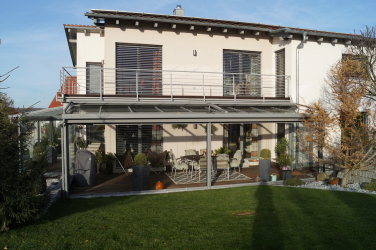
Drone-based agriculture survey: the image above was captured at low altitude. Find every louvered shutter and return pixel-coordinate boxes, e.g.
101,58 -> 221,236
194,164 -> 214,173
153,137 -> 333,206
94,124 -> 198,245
116,125 -> 163,169
116,43 -> 162,95
223,50 -> 261,96
275,49 -> 285,97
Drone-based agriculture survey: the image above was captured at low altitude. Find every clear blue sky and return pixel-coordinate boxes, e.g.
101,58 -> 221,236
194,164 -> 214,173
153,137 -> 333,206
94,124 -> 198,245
0,0 -> 375,108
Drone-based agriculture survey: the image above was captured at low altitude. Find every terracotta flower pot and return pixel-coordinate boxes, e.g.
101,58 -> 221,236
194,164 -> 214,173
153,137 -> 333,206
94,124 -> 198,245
328,178 -> 340,185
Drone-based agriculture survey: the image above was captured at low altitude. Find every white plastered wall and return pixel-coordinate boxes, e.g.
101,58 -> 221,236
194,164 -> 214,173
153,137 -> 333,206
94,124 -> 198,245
76,32 -> 105,94
273,36 -> 348,107
163,124 -> 224,159
103,22 -> 274,96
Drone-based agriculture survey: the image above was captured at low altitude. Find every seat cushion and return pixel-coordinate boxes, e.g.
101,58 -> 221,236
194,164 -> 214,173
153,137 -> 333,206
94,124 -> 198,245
147,150 -> 167,167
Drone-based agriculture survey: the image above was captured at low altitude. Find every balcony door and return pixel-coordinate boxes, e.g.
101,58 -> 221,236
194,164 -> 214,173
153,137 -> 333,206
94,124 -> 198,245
223,50 -> 261,96
86,62 -> 102,94
116,43 -> 162,95
275,49 -> 285,97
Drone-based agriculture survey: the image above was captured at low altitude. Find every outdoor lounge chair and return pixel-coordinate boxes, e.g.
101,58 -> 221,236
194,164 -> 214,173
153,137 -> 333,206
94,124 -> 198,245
115,150 -> 135,176
229,150 -> 243,173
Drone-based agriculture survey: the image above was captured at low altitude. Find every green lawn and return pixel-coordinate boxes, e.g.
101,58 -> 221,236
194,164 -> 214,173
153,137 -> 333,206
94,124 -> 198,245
1,185 -> 376,249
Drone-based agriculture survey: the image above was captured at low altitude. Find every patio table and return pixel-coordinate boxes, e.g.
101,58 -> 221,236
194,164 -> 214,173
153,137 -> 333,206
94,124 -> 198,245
181,155 -> 201,178
181,155 -> 217,178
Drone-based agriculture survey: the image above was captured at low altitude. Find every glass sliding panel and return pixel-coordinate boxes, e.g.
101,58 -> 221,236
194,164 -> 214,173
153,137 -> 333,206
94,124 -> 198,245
275,49 -> 285,97
86,62 -> 102,94
223,50 -> 261,97
244,123 -> 259,159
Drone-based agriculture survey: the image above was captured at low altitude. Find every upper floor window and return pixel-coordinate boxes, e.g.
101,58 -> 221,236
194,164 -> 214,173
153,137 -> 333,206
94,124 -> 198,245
223,50 -> 261,96
86,62 -> 102,94
275,49 -> 285,97
116,43 -> 162,95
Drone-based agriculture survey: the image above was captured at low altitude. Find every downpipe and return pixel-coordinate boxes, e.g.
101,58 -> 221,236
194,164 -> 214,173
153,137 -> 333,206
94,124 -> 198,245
296,31 -> 308,106
295,31 -> 307,170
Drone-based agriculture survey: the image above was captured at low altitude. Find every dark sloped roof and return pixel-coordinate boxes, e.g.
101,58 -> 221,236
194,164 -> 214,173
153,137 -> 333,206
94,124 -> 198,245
86,9 -> 354,38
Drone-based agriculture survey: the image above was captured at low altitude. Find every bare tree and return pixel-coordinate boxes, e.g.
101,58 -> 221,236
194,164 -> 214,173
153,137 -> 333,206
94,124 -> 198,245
298,59 -> 376,186
350,26 -> 376,101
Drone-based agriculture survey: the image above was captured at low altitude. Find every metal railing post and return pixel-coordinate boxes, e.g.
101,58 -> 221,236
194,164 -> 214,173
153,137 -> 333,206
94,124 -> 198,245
100,67 -> 103,101
260,75 -> 263,98
287,76 -> 290,100
232,74 -> 236,102
203,74 -> 205,102
63,69 -> 66,94
136,70 -> 139,101
170,72 -> 173,101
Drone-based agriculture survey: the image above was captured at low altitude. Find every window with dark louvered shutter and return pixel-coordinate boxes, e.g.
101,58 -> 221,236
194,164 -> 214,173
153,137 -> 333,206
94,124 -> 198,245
223,50 -> 261,96
116,43 -> 162,95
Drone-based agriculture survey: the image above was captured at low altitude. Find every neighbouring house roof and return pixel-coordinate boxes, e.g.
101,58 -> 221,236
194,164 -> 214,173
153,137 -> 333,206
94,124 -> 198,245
63,24 -> 97,28
49,76 -> 77,108
9,106 -> 63,121
85,9 -> 354,39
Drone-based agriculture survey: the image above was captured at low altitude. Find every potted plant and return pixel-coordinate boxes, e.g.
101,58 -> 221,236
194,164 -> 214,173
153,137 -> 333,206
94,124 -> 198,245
259,148 -> 271,182
104,152 -> 116,174
132,153 -> 150,191
275,137 -> 294,180
214,146 -> 231,155
95,148 -> 104,173
75,136 -> 87,150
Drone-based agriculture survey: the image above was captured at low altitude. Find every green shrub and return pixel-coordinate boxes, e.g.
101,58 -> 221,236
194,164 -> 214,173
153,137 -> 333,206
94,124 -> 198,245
215,146 -> 231,155
363,182 -> 376,192
284,178 -> 304,186
134,153 -> 148,166
275,137 -> 289,154
277,153 -> 294,168
32,146 -> 45,162
260,149 -> 271,159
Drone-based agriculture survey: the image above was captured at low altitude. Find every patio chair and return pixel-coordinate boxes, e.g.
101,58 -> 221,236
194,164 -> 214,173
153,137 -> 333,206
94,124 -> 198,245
146,149 -> 168,175
229,150 -> 243,173
185,149 -> 199,175
196,155 -> 214,181
115,150 -> 135,176
216,154 -> 230,179
169,151 -> 189,179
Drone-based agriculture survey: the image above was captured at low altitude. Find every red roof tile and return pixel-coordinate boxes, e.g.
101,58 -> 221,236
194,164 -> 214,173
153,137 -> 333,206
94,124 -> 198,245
64,24 -> 97,28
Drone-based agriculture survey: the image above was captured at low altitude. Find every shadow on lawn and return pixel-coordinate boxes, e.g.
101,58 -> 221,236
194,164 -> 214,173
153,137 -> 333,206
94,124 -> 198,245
33,195 -> 143,227
250,185 -> 285,249
284,186 -> 376,248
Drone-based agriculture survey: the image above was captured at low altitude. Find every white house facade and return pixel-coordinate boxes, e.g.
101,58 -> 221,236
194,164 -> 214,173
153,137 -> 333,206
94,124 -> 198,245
57,6 -> 353,197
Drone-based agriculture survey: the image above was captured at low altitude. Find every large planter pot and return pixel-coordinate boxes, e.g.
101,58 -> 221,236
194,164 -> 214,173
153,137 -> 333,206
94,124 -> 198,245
47,147 -> 57,164
259,159 -> 271,182
132,165 -> 151,191
106,163 -> 113,174
280,170 -> 292,180
96,163 -> 101,174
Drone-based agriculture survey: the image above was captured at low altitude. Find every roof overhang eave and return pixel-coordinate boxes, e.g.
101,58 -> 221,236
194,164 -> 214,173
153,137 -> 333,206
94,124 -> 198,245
85,13 -> 272,33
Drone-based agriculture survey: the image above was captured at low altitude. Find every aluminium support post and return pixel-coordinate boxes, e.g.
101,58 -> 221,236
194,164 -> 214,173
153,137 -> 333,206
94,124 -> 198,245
62,121 -> 70,198
206,122 -> 212,188
37,120 -> 41,147
18,124 -> 23,172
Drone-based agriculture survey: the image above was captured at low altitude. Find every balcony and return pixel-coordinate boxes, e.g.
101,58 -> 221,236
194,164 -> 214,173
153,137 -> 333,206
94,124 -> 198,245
58,67 -> 292,103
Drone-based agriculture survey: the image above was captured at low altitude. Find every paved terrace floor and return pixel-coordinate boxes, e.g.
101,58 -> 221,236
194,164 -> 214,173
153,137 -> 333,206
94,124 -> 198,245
70,163 -> 315,195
